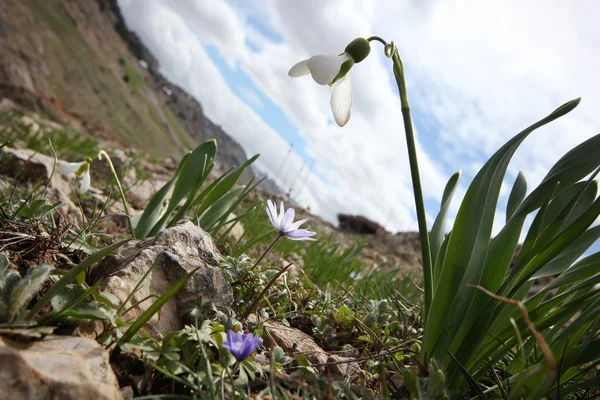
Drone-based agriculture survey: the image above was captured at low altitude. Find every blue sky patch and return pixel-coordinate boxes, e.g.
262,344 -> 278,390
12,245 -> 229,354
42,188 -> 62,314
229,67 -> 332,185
204,44 -> 312,165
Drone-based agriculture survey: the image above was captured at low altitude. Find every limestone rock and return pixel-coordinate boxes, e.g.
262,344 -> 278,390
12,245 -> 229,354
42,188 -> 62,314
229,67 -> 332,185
0,335 -> 122,400
338,214 -> 385,235
91,220 -> 233,338
264,320 -> 328,365
263,321 -> 358,380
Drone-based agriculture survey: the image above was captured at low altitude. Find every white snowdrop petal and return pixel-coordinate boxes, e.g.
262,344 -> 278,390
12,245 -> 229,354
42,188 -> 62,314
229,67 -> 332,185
330,73 -> 352,127
58,161 -> 85,175
79,170 -> 91,193
307,54 -> 345,85
288,59 -> 310,77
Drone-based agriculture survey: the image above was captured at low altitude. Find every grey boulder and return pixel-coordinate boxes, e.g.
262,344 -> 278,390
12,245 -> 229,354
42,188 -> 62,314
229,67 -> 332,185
0,335 -> 123,400
91,220 -> 233,338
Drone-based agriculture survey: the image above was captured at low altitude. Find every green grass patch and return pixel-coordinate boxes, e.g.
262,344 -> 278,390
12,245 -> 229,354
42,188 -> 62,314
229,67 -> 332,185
21,0 -> 184,158
163,107 -> 195,149
121,59 -> 143,94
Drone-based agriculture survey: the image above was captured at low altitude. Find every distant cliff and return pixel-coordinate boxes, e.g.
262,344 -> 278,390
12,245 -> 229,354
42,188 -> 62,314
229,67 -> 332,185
0,0 -> 266,185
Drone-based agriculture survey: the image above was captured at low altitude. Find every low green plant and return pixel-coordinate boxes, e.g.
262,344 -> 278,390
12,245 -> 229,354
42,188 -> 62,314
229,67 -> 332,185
134,139 -> 260,239
235,204 -> 402,295
0,252 -> 52,324
417,99 -> 600,397
294,36 -> 600,398
0,109 -> 100,159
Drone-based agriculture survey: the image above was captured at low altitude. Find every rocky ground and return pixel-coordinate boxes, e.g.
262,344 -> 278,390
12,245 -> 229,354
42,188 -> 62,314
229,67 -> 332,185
0,100 -> 425,399
0,1 -> 427,396
0,99 -> 424,280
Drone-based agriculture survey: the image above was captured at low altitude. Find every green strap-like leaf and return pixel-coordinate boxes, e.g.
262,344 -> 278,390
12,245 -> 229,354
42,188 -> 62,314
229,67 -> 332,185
421,98 -> 580,368
532,224 -> 600,279
511,195 -> 600,292
194,154 -> 259,216
514,132 -> 600,218
8,265 -> 53,322
512,182 -> 561,273
166,158 -> 215,229
150,140 -> 217,236
430,171 -> 460,269
506,171 -> 527,223
112,267 -> 196,357
545,252 -> 600,290
526,171 -> 599,263
134,152 -> 190,239
198,186 -> 244,231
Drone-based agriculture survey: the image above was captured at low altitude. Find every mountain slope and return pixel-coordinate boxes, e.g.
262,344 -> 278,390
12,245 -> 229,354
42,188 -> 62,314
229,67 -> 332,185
0,0 -> 249,171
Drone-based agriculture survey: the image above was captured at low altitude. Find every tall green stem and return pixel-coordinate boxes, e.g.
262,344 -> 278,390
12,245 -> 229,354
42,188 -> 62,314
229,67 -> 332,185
368,37 -> 433,318
391,52 -> 433,319
98,150 -> 135,238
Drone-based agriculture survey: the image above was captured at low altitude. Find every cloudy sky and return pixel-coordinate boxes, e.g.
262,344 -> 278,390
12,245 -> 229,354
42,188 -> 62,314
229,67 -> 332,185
117,0 -> 600,233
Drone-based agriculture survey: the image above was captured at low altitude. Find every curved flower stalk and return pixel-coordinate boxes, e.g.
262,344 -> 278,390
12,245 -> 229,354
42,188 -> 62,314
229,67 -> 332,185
59,151 -> 135,238
97,150 -> 134,237
289,38 -> 371,127
221,329 -> 261,361
58,158 -> 93,194
252,199 -> 316,270
289,37 -> 433,320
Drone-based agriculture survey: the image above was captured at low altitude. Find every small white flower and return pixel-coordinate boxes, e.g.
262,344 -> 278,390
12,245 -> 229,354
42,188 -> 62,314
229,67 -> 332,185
266,199 -> 316,241
58,160 -> 92,194
289,54 -> 353,127
289,38 -> 371,127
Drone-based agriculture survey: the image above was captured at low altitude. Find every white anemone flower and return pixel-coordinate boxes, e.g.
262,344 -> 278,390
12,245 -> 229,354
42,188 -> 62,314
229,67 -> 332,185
58,159 -> 92,194
288,38 -> 371,127
266,199 -> 316,241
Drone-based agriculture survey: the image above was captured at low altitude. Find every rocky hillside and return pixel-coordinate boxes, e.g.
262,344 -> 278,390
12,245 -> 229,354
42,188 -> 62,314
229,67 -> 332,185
0,0 -> 251,176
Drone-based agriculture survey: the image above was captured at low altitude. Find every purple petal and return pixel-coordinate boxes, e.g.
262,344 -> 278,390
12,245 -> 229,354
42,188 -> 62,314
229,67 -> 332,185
222,331 -> 262,361
278,202 -> 285,226
266,200 -> 280,230
227,330 -> 237,345
221,342 -> 234,351
267,199 -> 277,217
285,218 -> 308,232
265,206 -> 277,229
281,208 -> 295,231
221,330 -> 236,351
240,334 -> 255,358
285,229 -> 317,241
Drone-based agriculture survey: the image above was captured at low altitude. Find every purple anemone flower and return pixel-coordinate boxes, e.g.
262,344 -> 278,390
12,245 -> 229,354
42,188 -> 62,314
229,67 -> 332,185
221,330 -> 261,361
266,199 -> 317,241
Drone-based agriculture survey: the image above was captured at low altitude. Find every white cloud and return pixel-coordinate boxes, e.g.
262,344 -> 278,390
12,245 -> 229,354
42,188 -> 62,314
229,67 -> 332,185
117,0 -> 600,235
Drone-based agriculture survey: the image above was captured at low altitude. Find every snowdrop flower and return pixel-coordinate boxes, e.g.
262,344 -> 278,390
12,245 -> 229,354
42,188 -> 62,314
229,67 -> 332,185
58,158 -> 93,194
288,37 -> 371,127
266,199 -> 316,241
221,330 -> 261,361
